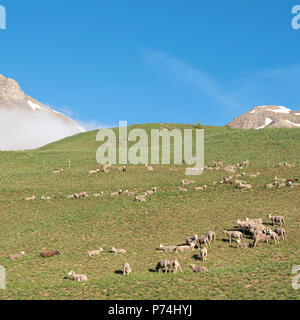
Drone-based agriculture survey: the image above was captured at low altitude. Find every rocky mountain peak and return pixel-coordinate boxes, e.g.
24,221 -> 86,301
228,105 -> 300,129
0,73 -> 85,151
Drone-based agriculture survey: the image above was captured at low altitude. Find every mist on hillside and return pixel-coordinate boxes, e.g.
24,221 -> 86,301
0,108 -> 84,151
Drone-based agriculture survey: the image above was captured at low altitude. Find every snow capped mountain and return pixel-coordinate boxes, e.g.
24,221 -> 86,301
0,74 -> 85,150
228,105 -> 300,129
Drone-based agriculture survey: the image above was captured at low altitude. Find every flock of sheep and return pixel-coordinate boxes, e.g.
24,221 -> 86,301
8,208 -> 287,280
13,159 -> 293,282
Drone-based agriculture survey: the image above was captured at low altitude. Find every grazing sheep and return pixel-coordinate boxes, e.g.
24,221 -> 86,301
248,224 -> 267,237
186,235 -> 198,245
93,192 -> 104,198
196,235 -> 209,248
246,217 -> 263,225
223,230 -> 244,243
123,263 -> 132,275
278,162 -> 295,168
125,190 -> 136,196
199,247 -> 208,261
135,195 -> 147,202
155,259 -> 171,273
286,180 -> 293,187
53,169 -> 63,174
274,227 -> 286,241
264,229 -> 280,244
39,250 -> 61,258
145,164 -> 154,172
110,189 -> 123,197
195,185 -> 207,191
205,231 -> 216,244
236,183 -> 252,189
213,161 -> 223,168
146,187 -> 157,195
249,172 -> 260,178
9,251 -> 25,260
178,187 -> 188,192
159,244 -> 176,252
89,169 -> 100,174
268,214 -> 285,226
221,177 -> 234,184
79,192 -> 88,198
41,196 -> 51,200
236,240 -> 250,248
224,166 -> 236,174
68,271 -> 88,282
87,248 -> 104,257
25,196 -> 36,201
236,219 -> 252,232
67,194 -> 77,199
181,179 -> 195,186
242,160 -> 250,167
172,260 -> 183,274
189,264 -> 208,273
253,233 -> 270,247
266,183 -> 275,189
274,176 -> 286,184
175,243 -> 195,252
111,247 -> 126,254
234,180 -> 247,185
101,164 -> 111,172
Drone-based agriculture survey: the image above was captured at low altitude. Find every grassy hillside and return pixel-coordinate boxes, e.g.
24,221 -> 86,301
0,124 -> 299,300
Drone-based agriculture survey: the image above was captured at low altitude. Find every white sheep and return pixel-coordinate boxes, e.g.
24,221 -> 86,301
41,196 -> 51,200
205,231 -> 216,244
9,251 -> 25,260
145,164 -> 154,172
268,214 -> 285,226
135,195 -> 147,202
93,192 -> 104,198
186,235 -> 198,245
172,260 -> 183,274
112,247 -> 126,254
159,244 -> 176,252
89,169 -> 100,174
274,227 -> 286,241
178,187 -> 188,192
155,259 -> 171,273
53,169 -> 63,174
197,235 -> 209,248
175,243 -> 195,253
199,247 -> 208,261
253,233 -> 270,247
245,217 -> 263,225
87,248 -> 104,257
25,196 -> 36,201
110,189 -> 123,197
189,264 -> 208,273
68,271 -> 88,282
223,230 -> 244,243
123,263 -> 132,275
236,240 -> 250,248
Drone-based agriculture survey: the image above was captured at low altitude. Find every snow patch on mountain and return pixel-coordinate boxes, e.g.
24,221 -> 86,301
28,100 -> 41,111
266,106 -> 291,114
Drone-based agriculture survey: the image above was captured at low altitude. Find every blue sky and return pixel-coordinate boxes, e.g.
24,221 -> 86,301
0,0 -> 300,128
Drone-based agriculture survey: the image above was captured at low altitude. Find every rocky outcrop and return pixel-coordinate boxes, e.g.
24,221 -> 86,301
228,105 -> 300,129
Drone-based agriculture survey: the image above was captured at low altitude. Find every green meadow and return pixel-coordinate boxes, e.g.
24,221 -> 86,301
0,124 -> 299,300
